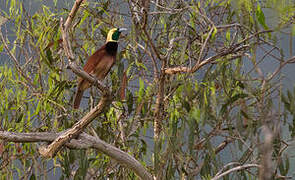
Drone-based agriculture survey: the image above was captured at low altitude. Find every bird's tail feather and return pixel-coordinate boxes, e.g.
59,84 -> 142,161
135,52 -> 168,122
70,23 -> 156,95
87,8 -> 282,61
73,89 -> 84,109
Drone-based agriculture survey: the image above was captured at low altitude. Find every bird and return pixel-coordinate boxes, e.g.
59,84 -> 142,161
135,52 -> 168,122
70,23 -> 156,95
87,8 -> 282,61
73,27 -> 126,109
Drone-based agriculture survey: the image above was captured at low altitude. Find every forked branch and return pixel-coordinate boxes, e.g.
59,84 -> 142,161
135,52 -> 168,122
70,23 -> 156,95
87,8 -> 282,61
39,0 -> 110,158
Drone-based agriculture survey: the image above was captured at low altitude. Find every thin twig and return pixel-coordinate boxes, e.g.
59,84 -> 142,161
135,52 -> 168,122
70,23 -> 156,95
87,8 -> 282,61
212,163 -> 260,180
0,30 -> 37,90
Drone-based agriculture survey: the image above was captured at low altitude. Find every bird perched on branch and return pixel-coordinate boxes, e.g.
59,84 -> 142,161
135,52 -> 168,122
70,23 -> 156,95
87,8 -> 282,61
73,28 -> 126,109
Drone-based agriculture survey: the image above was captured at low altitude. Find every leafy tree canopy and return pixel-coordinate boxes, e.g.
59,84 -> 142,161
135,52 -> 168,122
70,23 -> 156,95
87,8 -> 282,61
0,0 -> 295,179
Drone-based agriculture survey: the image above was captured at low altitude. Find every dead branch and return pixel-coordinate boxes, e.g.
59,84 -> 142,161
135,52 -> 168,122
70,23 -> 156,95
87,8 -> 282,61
0,131 -> 153,180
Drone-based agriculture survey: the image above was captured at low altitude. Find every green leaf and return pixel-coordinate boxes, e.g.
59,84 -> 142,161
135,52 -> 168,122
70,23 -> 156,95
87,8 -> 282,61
135,59 -> 147,71
226,30 -> 230,41
41,50 -> 55,71
190,107 -> 201,123
69,150 -> 75,164
138,78 -> 145,103
29,173 -> 36,180
292,25 -> 295,36
127,90 -> 134,114
16,113 -> 24,123
228,93 -> 248,104
221,93 -> 248,115
117,61 -> 124,80
78,10 -> 90,28
183,100 -> 191,112
211,26 -> 217,39
45,49 -> 54,65
287,90 -> 293,101
256,4 -> 268,29
278,157 -> 285,175
285,155 -> 290,175
281,94 -> 291,111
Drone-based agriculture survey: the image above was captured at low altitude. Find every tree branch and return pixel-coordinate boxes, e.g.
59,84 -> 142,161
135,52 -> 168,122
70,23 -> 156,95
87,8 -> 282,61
164,44 -> 249,75
64,0 -> 84,29
38,96 -> 110,157
259,126 -> 274,180
212,163 -> 260,180
0,131 -> 153,180
164,30 -> 272,75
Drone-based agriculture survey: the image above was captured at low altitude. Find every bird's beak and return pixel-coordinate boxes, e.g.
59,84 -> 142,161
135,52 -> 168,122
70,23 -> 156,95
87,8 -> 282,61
119,28 -> 127,32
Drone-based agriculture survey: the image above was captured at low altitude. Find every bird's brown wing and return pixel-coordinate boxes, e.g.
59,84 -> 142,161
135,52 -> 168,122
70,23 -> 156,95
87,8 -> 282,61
77,44 -> 107,91
73,44 -> 116,109
78,44 -> 116,89
93,54 -> 116,80
83,44 -> 107,74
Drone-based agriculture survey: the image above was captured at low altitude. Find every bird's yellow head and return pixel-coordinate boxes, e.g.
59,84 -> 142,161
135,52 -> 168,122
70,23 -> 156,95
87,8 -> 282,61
106,28 -> 127,43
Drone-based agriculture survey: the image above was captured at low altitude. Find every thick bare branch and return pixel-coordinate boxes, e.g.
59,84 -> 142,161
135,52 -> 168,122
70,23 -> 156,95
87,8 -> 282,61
0,131 -> 153,180
39,96 -> 110,157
